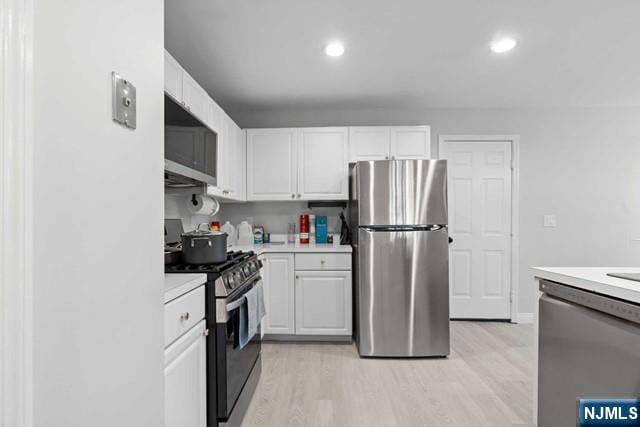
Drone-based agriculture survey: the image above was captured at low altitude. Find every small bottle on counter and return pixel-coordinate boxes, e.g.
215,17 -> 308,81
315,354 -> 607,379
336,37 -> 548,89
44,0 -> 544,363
299,214 -> 309,244
287,223 -> 296,244
253,226 -> 264,244
309,214 -> 316,244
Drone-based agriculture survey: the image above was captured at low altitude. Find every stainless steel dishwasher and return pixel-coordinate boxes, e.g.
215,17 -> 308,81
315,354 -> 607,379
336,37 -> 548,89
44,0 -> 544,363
538,279 -> 640,426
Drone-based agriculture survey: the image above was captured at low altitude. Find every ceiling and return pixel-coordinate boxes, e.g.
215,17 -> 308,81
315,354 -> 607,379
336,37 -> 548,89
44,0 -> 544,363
165,0 -> 640,113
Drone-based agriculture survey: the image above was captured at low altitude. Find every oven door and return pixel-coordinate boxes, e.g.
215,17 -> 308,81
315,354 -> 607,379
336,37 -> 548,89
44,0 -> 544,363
215,281 -> 262,421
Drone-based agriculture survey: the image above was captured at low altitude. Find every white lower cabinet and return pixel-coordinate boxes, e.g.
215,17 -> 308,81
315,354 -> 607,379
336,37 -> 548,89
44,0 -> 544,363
261,252 -> 352,338
295,270 -> 352,335
261,253 -> 296,334
164,319 -> 207,427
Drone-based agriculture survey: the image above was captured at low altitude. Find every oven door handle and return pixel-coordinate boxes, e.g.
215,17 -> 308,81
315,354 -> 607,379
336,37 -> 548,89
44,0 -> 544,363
225,296 -> 246,313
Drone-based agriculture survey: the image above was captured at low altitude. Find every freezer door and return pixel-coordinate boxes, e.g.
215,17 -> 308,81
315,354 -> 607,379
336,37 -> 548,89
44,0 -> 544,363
357,227 -> 449,357
357,159 -> 447,226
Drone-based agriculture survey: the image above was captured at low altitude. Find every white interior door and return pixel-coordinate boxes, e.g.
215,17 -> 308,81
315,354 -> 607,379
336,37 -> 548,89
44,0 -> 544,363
439,140 -> 512,319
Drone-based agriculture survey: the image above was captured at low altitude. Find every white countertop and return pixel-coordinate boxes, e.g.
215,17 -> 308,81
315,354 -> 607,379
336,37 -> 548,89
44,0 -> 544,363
229,242 -> 352,254
164,273 -> 207,303
532,267 -> 640,304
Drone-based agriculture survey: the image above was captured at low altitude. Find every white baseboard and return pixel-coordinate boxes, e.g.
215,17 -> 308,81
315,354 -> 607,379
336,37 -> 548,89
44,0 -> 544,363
515,312 -> 534,324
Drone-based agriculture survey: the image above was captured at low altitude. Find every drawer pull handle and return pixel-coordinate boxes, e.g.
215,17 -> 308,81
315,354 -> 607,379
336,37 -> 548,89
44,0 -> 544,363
180,312 -> 190,322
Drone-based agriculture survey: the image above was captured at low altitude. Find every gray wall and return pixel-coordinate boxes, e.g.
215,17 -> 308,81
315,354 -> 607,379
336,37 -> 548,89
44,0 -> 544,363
33,0 -> 164,425
229,106 -> 640,315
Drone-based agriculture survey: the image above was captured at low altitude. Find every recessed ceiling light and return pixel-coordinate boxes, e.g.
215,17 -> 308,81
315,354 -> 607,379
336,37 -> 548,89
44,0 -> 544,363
324,42 -> 345,57
490,38 -> 517,53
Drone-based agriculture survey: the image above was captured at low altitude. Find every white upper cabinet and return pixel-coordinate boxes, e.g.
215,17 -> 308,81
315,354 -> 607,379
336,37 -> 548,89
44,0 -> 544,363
218,111 -> 234,197
348,126 -> 431,162
181,72 -> 209,126
389,126 -> 431,159
297,128 -> 349,200
164,50 -> 209,128
164,51 -> 183,102
164,49 -> 245,201
246,127 -> 349,201
349,127 -> 390,162
235,127 -> 247,201
207,112 -> 246,202
246,129 -> 298,201
206,97 -> 222,137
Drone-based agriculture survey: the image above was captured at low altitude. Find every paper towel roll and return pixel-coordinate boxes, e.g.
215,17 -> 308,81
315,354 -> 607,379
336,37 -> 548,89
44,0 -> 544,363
187,195 -> 220,216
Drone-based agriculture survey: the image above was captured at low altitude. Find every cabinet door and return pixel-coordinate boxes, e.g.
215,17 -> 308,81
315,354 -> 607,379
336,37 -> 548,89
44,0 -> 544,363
164,320 -> 207,427
182,71 -> 208,125
261,254 -> 295,335
389,126 -> 431,159
234,126 -> 246,201
295,271 -> 352,335
246,129 -> 298,201
206,97 -> 223,137
164,50 -> 183,102
391,126 -> 431,159
218,111 -> 234,197
297,127 -> 349,200
348,127 -> 390,162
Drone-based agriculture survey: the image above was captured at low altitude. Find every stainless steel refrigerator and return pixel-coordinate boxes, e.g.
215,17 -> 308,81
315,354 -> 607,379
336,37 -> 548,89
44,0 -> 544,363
349,159 -> 449,357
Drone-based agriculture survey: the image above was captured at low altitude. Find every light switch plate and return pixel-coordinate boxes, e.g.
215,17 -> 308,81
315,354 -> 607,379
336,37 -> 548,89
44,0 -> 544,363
111,72 -> 136,129
543,215 -> 557,228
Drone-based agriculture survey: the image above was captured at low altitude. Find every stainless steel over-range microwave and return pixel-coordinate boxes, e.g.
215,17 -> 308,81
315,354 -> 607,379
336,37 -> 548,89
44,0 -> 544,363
164,94 -> 217,187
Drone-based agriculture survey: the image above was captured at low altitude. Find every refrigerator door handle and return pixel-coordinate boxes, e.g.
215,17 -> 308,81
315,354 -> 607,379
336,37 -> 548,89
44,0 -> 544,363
360,225 -> 446,232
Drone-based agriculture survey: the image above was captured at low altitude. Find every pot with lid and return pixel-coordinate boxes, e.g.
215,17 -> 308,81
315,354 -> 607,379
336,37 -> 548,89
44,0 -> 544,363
181,223 -> 228,265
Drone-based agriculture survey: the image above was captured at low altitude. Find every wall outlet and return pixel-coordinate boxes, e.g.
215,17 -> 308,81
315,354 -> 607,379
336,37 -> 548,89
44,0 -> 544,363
543,215 -> 557,228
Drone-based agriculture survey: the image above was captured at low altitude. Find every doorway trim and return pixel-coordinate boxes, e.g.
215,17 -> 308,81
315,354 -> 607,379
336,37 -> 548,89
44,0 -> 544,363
1,0 -> 34,425
438,135 -> 522,323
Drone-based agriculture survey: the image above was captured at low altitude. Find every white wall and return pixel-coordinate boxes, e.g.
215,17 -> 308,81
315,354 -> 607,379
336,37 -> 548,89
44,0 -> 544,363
231,107 -> 640,315
32,0 -> 164,425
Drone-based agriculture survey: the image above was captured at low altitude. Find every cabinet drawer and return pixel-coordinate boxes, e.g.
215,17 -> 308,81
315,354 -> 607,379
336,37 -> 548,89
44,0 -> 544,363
164,285 -> 205,347
295,253 -> 351,271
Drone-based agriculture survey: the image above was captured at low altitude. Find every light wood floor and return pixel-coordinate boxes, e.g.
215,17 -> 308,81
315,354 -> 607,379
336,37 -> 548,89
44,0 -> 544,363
243,321 -> 534,427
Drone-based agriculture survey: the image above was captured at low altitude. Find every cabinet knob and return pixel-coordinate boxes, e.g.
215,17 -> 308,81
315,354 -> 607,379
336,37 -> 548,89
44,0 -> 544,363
297,193 -> 301,199
295,275 -> 299,279
203,328 -> 210,337
320,260 -> 325,264
385,156 -> 389,160
291,194 -> 295,199
180,312 -> 190,322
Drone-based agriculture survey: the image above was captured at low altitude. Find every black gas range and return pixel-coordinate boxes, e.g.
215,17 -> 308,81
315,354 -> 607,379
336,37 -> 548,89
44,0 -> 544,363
166,251 -> 263,427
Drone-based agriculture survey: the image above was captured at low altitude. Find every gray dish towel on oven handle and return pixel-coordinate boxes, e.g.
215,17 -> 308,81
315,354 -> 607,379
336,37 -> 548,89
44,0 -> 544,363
245,279 -> 266,341
232,279 -> 266,349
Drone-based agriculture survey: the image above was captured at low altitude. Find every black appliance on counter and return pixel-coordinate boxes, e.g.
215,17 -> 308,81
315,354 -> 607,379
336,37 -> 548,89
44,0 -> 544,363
166,251 -> 263,427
